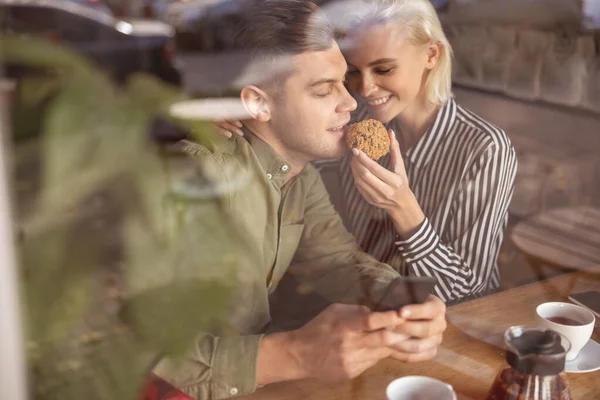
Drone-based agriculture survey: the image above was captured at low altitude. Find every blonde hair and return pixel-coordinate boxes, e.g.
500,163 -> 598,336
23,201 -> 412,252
351,0 -> 453,105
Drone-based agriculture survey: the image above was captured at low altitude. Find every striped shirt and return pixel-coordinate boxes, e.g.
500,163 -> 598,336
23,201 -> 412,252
318,98 -> 518,302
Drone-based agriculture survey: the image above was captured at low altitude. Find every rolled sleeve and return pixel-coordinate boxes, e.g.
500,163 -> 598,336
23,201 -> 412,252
154,334 -> 263,400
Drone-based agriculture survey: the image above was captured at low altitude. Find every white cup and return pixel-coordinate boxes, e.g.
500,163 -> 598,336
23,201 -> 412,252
386,376 -> 456,400
536,302 -> 595,361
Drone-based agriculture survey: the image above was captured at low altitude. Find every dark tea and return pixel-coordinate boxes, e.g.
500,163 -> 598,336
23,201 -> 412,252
546,316 -> 584,326
485,368 -> 571,400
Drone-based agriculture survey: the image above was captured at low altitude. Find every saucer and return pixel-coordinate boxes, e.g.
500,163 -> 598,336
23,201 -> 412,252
565,339 -> 600,373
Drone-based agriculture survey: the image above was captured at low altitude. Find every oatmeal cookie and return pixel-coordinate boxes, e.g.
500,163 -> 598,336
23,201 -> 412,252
345,119 -> 390,160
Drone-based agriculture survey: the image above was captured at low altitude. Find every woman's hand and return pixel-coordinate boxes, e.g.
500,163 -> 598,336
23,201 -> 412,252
350,129 -> 410,209
214,120 -> 244,138
350,130 -> 425,237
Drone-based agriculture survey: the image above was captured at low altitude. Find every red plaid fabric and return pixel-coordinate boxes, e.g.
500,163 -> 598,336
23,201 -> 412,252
140,374 -> 194,400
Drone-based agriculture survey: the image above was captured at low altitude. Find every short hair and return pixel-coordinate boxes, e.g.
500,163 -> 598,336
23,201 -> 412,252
351,0 -> 453,106
233,0 -> 335,88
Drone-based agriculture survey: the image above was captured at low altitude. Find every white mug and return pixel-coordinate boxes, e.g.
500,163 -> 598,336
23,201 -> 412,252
386,376 -> 456,400
536,302 -> 595,361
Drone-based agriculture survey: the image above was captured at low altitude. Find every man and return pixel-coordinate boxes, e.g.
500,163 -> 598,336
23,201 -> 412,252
152,1 -> 446,398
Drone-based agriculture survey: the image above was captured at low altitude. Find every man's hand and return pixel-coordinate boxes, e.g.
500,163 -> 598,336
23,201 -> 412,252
214,120 -> 244,138
389,295 -> 447,363
257,303 -> 406,384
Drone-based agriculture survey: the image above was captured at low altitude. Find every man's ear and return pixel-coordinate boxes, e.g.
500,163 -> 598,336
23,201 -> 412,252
241,86 -> 272,122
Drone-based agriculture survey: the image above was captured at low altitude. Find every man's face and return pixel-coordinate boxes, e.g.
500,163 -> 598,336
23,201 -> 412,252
266,41 -> 358,163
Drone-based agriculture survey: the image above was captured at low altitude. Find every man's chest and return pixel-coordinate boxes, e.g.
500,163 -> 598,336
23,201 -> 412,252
234,179 -> 307,293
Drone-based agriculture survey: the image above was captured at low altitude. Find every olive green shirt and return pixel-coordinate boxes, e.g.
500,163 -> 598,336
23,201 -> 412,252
153,131 -> 399,399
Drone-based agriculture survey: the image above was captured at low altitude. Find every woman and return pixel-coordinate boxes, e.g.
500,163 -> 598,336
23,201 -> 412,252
219,0 -> 517,303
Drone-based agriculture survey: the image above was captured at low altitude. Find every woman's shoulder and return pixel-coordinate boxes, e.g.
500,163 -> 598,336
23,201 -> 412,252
452,102 -> 513,153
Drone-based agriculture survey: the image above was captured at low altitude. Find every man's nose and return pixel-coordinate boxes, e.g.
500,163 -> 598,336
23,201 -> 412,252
338,87 -> 358,113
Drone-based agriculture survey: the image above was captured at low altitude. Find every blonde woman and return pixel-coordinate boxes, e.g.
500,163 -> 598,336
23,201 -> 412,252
218,0 -> 517,303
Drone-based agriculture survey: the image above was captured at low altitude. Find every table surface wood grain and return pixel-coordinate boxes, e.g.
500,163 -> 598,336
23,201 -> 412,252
240,267 -> 600,400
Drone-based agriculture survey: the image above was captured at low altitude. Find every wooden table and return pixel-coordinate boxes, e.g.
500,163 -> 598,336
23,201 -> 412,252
241,267 -> 600,400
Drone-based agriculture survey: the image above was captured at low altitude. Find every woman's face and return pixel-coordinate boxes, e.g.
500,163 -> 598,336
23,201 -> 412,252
344,23 -> 436,124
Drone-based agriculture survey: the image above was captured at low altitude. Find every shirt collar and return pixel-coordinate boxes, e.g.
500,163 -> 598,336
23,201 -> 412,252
393,97 -> 457,169
242,127 -> 292,187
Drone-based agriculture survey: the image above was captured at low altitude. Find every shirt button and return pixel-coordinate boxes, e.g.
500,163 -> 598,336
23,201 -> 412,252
229,387 -> 239,396
281,164 -> 289,172
266,173 -> 273,180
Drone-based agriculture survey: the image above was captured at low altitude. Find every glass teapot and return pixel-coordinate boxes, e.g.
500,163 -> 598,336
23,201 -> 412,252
485,326 -> 572,400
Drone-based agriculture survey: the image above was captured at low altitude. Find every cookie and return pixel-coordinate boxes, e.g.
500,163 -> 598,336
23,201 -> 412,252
345,119 -> 390,160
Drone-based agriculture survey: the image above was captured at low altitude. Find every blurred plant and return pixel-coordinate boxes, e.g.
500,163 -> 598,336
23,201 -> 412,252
1,35 -> 254,400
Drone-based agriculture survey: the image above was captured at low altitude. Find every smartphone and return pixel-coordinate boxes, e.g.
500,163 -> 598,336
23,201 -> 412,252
568,290 -> 600,318
373,276 -> 437,312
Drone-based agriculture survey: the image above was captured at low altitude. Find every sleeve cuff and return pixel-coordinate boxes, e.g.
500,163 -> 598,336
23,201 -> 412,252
394,218 -> 440,262
153,334 -> 263,399
210,334 -> 263,398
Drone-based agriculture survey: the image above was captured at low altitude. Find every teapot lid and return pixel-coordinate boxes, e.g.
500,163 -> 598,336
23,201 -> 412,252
505,327 -> 568,376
